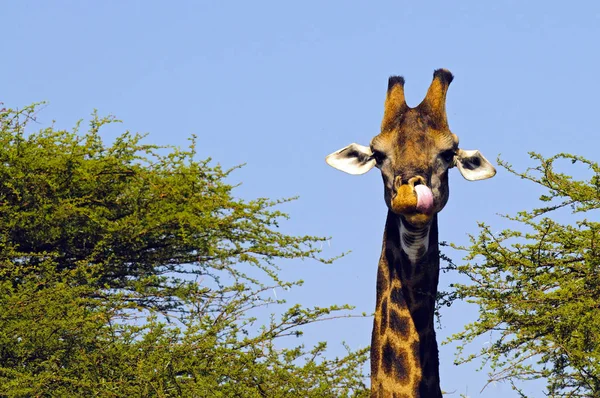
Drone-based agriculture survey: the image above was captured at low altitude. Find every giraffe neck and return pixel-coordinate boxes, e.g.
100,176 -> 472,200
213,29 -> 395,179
370,211 -> 442,398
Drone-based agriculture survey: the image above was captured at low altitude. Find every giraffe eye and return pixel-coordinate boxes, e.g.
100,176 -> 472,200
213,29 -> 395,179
440,150 -> 455,163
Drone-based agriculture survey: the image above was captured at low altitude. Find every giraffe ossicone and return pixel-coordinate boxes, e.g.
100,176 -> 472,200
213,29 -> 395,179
326,69 -> 495,397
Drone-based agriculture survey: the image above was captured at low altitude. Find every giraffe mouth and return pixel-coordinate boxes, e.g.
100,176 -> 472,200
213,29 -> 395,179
390,185 -> 435,226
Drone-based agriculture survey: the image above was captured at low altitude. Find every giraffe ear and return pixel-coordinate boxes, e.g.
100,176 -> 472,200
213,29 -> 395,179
325,143 -> 376,175
455,149 -> 496,181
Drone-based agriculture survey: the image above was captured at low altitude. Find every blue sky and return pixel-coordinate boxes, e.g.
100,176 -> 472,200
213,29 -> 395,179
3,1 -> 600,396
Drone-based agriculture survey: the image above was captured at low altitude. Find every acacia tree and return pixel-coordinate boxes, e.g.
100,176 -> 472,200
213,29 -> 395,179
0,104 -> 369,397
445,153 -> 600,397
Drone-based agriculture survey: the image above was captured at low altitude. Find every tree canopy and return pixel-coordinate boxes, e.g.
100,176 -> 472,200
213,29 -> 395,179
445,153 -> 600,397
0,104 -> 369,397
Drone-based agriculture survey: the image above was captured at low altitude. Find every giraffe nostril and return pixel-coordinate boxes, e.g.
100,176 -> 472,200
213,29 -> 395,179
408,176 -> 426,188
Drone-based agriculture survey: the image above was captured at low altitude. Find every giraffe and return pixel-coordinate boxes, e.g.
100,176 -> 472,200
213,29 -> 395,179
325,69 -> 496,397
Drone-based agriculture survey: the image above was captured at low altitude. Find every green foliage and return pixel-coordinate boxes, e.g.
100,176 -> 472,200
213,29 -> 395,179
445,153 -> 600,397
0,104 -> 369,397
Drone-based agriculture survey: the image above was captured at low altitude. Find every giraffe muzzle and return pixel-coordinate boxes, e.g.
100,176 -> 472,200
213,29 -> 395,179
391,184 -> 433,214
390,179 -> 434,226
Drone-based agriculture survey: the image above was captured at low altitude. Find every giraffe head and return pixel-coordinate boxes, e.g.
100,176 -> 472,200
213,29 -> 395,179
326,69 -> 495,228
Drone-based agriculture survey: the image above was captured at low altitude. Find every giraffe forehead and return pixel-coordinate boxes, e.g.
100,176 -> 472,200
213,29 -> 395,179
372,110 -> 456,153
372,129 -> 455,155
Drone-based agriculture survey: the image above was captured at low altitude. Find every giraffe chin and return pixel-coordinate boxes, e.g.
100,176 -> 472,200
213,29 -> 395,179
399,212 -> 433,228
389,202 -> 434,227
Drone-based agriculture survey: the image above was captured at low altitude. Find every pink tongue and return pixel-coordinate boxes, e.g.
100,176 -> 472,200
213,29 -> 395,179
415,185 -> 434,214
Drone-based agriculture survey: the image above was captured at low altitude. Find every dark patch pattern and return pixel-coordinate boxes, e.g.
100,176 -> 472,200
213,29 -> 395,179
376,265 -> 388,294
411,340 -> 420,363
382,342 -> 410,385
381,341 -> 395,375
380,298 -> 388,335
402,286 -> 413,310
389,287 -> 405,307
389,310 -> 410,335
